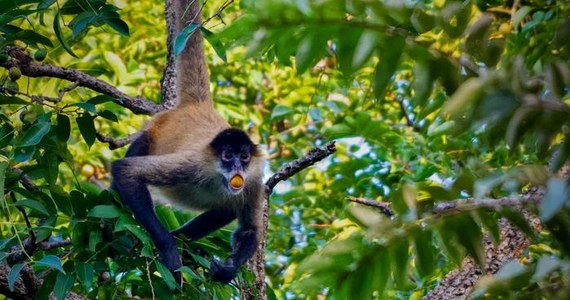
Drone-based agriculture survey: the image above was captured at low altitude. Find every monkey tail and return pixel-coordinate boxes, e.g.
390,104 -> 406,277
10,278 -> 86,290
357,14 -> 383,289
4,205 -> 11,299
174,0 -> 211,105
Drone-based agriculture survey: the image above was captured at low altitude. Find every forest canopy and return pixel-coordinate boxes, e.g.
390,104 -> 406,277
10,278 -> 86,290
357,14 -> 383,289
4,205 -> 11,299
0,0 -> 569,299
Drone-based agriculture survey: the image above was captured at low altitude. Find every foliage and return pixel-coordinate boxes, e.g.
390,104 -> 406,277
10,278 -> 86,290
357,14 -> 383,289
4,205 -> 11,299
1,0 -> 570,299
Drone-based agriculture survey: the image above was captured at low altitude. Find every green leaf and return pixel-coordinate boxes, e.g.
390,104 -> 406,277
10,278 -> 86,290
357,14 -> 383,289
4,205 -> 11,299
174,23 -> 200,56
372,247 -> 391,296
97,110 -> 118,122
179,266 -> 203,280
76,113 -> 96,148
53,273 -> 74,300
0,95 -> 28,105
270,105 -> 294,120
101,11 -> 129,36
442,77 -> 486,116
75,262 -> 94,291
411,61 -> 433,106
122,224 -> 152,246
155,206 -> 180,230
13,199 -> 49,216
17,122 -> 51,147
69,103 -> 96,114
53,12 -> 78,58
103,51 -> 127,82
8,263 -> 25,291
532,256 -> 560,282
540,178 -> 569,222
455,215 -> 485,267
352,30 -> 378,70
14,147 -> 36,163
373,36 -> 405,100
413,231 -> 435,277
413,230 -> 435,278
500,207 -> 535,238
295,31 -> 324,74
41,150 -> 59,187
390,239 -> 409,286
495,260 -> 526,279
200,27 -> 227,62
323,124 -> 354,139
87,205 -> 121,219
11,30 -> 53,47
513,6 -> 532,29
155,261 -> 179,290
69,11 -> 96,38
437,225 -> 464,266
87,95 -> 114,105
36,255 -> 65,273
190,253 -> 210,269
55,114 -> 70,142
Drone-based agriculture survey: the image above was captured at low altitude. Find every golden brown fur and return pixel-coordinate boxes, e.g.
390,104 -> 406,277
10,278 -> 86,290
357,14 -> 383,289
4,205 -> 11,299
147,101 -> 229,155
175,0 -> 211,103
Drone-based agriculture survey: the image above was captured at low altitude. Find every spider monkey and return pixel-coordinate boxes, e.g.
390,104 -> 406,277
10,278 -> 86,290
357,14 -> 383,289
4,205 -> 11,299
111,0 -> 265,283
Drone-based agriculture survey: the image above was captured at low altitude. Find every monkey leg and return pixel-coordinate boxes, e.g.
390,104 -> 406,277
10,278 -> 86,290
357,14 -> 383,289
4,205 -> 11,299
172,209 -> 236,240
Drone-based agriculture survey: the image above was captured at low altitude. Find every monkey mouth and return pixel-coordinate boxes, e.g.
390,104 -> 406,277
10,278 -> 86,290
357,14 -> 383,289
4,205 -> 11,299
228,174 -> 244,193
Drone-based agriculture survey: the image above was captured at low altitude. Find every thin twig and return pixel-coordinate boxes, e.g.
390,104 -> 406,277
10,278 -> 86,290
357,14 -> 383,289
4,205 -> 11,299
96,132 -> 139,150
264,141 -> 337,195
7,239 -> 72,265
146,259 -> 156,300
432,193 -> 541,216
347,196 -> 394,217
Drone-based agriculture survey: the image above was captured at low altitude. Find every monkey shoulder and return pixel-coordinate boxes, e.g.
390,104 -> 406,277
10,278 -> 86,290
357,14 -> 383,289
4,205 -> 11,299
145,104 -> 229,155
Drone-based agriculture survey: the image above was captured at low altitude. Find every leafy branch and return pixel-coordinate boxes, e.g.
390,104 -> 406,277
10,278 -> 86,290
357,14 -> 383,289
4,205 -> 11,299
1,47 -> 161,115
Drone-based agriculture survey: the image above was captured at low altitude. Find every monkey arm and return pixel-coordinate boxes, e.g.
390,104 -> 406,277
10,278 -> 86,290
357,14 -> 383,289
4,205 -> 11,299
210,195 -> 263,283
172,209 -> 236,240
111,153 -> 200,279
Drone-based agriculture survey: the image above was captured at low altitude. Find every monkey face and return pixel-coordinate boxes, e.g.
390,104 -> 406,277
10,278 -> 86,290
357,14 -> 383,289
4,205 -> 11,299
209,128 -> 257,195
220,149 -> 251,194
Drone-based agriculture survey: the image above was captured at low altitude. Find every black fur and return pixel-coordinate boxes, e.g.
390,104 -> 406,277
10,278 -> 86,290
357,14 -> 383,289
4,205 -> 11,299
111,159 -> 182,280
172,209 -> 236,240
209,128 -> 255,155
125,132 -> 151,157
110,132 -> 151,191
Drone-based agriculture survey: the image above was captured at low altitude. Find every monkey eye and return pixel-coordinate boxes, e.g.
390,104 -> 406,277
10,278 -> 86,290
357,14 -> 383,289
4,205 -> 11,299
240,153 -> 251,162
221,151 -> 233,162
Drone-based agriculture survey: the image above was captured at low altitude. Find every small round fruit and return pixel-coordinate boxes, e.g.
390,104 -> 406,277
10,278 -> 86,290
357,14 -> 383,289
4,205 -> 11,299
34,49 -> 47,61
499,23 -> 512,35
8,67 -> 21,81
230,175 -> 244,189
80,164 -> 96,177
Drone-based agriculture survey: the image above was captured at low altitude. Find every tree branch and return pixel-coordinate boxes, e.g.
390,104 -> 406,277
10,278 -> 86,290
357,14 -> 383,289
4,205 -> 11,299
7,239 -> 72,266
264,141 -> 337,195
2,47 -> 161,115
96,132 -> 139,150
347,196 -> 394,217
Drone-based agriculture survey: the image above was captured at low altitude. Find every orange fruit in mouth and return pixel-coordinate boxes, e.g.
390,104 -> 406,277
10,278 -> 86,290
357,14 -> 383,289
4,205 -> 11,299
230,175 -> 244,188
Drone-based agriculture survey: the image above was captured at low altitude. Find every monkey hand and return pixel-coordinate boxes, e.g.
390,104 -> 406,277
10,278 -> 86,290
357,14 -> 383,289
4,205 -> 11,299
210,257 -> 238,283
158,240 -> 183,283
